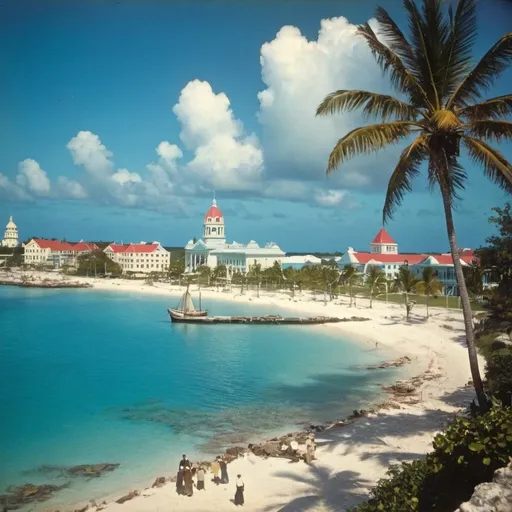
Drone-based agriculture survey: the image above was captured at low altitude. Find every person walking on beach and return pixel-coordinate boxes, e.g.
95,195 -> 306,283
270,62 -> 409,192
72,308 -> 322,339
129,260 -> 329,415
196,466 -> 206,491
183,467 -> 193,497
179,454 -> 191,470
305,435 -> 314,464
176,468 -> 184,495
234,474 -> 245,506
211,457 -> 221,485
219,456 -> 229,484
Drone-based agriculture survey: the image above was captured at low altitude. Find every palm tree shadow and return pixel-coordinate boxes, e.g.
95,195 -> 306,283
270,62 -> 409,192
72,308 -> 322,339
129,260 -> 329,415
264,466 -> 370,512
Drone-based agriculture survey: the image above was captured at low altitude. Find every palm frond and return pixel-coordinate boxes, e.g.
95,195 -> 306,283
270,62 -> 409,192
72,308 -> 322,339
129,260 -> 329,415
327,121 -> 418,174
447,33 -> 512,108
383,135 -> 428,222
458,94 -> 512,121
439,0 -> 477,102
316,90 -> 420,121
465,120 -> 512,143
431,109 -> 463,130
375,6 -> 417,72
462,136 -> 512,192
357,22 -> 433,110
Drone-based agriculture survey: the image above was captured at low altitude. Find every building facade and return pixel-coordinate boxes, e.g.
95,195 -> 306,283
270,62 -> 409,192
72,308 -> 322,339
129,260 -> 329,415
338,228 -> 480,296
104,242 -> 170,274
185,199 -> 285,274
1,216 -> 19,248
23,239 -> 99,268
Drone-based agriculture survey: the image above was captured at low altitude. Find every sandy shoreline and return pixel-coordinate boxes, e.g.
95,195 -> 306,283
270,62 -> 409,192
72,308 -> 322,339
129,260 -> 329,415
1,272 -> 481,511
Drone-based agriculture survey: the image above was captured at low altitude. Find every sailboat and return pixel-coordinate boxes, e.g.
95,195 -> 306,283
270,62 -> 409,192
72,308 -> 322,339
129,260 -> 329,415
168,283 -> 208,321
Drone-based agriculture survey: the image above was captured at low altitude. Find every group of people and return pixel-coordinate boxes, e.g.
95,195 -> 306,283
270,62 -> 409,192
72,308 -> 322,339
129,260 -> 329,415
176,454 -> 245,506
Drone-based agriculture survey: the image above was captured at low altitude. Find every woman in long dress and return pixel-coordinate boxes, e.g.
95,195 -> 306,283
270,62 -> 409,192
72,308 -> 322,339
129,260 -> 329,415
196,466 -> 205,490
305,437 -> 314,464
220,457 -> 229,484
211,458 -> 220,484
234,474 -> 245,506
183,467 -> 193,496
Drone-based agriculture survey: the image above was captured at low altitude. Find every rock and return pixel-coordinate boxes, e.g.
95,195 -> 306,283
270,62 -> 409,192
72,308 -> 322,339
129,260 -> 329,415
225,446 -> 245,458
67,463 -> 120,478
309,424 -> 325,432
151,476 -> 167,488
0,482 -> 69,509
454,462 -> 512,512
365,356 -> 412,370
348,409 -> 368,419
116,490 -> 139,504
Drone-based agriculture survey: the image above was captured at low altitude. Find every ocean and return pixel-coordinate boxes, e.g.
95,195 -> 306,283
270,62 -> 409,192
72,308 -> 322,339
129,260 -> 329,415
0,285 -> 403,510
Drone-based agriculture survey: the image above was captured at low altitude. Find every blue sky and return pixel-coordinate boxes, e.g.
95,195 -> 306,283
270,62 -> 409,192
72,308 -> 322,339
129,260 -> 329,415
1,0 -> 511,252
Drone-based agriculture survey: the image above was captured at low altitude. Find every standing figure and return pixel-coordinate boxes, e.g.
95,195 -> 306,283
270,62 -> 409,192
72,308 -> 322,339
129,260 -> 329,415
183,466 -> 194,497
196,466 -> 206,490
211,457 -> 221,485
219,457 -> 229,484
179,454 -> 191,470
305,436 -> 314,464
234,474 -> 245,506
176,469 -> 184,495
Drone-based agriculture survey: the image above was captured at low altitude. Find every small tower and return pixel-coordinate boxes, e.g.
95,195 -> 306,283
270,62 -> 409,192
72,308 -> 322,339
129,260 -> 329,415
370,228 -> 398,254
1,216 -> 19,248
203,199 -> 226,247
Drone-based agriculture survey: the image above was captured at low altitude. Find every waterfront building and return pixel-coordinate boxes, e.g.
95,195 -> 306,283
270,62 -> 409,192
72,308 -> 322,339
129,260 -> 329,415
23,239 -> 99,268
338,228 -> 481,296
1,216 -> 19,248
184,199 -> 285,274
104,242 -> 170,274
281,255 -> 322,270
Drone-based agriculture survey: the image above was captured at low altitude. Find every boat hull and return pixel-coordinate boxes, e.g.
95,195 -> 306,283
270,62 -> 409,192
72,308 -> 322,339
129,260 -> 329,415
168,308 -> 208,319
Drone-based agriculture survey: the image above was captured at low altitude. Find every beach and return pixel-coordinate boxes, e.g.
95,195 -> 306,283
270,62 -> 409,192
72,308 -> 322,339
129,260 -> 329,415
1,271 -> 481,511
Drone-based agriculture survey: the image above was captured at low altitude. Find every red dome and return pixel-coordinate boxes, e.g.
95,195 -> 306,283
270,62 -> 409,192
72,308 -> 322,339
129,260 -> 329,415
204,200 -> 223,222
371,228 -> 396,244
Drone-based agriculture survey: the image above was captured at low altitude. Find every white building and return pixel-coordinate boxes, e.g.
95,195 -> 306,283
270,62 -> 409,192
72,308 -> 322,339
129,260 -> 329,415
281,255 -> 322,270
23,239 -> 99,268
2,216 -> 19,248
185,199 -> 285,274
104,241 -> 170,274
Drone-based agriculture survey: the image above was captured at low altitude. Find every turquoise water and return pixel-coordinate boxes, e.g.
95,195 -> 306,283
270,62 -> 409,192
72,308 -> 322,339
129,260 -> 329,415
0,286 -> 402,509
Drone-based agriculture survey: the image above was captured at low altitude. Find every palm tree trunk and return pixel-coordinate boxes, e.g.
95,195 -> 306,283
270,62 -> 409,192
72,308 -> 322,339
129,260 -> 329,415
370,285 -> 374,308
405,291 -> 409,320
441,191 -> 485,409
426,293 -> 429,318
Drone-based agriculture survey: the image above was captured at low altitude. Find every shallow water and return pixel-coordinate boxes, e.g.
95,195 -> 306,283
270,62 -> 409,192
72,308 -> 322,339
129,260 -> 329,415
0,286 -> 403,509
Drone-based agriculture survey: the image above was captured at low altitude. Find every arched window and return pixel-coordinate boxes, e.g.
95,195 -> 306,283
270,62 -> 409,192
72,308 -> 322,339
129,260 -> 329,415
216,217 -> 219,222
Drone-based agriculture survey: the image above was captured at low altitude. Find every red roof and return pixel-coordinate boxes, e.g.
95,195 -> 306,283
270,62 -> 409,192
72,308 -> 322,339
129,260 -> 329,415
371,228 -> 396,245
421,254 -> 479,266
353,252 -> 427,265
204,200 -> 223,222
73,241 -> 99,252
106,243 -> 159,254
31,239 -> 76,251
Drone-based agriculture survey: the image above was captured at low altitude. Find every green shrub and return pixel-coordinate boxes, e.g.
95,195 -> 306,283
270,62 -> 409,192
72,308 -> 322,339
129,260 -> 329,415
351,406 -> 512,512
485,348 -> 512,406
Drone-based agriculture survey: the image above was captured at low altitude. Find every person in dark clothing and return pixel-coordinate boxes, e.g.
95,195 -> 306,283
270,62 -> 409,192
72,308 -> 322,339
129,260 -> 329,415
179,454 -> 191,470
219,457 -> 229,484
234,474 -> 244,506
183,467 -> 193,497
176,469 -> 184,495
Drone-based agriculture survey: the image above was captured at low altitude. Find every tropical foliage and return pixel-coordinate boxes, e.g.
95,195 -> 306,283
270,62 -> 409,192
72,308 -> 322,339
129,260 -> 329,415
393,266 -> 419,320
366,266 -> 386,308
415,267 -> 443,317
317,0 -> 512,408
76,251 -> 122,276
341,264 -> 361,307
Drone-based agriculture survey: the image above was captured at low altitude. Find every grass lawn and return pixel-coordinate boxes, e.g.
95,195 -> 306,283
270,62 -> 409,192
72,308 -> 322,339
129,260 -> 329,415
373,292 -> 486,311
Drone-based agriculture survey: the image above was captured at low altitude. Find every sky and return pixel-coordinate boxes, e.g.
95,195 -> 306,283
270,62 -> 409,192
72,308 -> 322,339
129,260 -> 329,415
1,0 -> 511,252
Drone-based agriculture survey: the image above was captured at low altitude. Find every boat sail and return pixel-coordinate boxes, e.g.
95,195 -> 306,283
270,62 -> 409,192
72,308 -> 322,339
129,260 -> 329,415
169,284 -> 208,320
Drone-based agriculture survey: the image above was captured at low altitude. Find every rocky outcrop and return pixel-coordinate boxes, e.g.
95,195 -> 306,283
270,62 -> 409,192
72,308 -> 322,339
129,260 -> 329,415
25,462 -> 120,479
0,482 -> 69,509
365,356 -> 412,370
115,490 -> 139,504
454,462 -> 512,512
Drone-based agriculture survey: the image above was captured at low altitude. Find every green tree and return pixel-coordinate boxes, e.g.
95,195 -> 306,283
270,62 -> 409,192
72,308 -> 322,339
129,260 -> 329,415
341,264 -> 360,307
462,260 -> 485,298
212,263 -> 227,282
77,251 -> 121,276
393,266 -> 419,320
317,0 -> 512,408
196,264 -> 212,286
416,266 -> 443,318
248,260 -> 262,297
366,265 -> 386,308
168,258 -> 185,279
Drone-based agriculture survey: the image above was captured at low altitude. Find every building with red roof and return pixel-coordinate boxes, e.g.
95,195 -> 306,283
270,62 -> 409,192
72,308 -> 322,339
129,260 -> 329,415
104,241 -> 170,274
23,239 -> 100,268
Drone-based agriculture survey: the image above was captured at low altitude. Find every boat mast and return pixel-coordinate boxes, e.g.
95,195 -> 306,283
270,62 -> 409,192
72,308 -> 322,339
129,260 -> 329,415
199,285 -> 202,311
184,281 -> 190,314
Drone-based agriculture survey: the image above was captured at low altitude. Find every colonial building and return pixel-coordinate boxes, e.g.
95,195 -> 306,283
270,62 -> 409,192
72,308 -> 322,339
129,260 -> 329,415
185,199 -> 285,274
2,216 -> 19,248
104,242 -> 170,274
23,239 -> 99,268
338,228 -> 480,296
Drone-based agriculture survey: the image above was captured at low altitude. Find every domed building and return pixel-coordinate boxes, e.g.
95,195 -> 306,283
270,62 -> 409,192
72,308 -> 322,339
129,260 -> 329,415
1,216 -> 19,248
184,198 -> 285,274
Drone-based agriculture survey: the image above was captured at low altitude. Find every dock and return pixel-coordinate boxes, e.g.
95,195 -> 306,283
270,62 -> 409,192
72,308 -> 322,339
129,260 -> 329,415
167,309 -> 365,325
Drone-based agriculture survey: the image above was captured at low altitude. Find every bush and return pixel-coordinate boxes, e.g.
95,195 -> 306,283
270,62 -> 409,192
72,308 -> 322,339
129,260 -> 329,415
485,348 -> 512,406
351,405 -> 512,512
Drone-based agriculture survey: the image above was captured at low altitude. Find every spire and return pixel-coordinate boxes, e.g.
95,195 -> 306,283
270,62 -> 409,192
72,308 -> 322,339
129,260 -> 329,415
9,216 -> 12,222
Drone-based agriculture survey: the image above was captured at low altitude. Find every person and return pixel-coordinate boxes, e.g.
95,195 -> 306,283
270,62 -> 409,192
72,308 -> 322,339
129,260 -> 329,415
211,457 -> 220,484
176,468 -> 184,495
179,454 -> 191,470
196,466 -> 205,491
183,466 -> 193,497
219,456 -> 229,484
234,474 -> 245,506
305,436 -> 314,464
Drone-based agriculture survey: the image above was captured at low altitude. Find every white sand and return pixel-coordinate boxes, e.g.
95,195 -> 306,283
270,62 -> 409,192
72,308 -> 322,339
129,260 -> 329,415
2,272 -> 482,512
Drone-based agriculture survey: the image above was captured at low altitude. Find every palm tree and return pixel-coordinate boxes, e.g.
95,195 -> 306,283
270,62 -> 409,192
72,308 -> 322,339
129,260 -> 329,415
366,265 -> 386,308
463,259 -> 485,298
416,266 -> 443,317
248,260 -> 262,298
316,0 -> 512,408
341,264 -> 360,307
393,265 -> 419,320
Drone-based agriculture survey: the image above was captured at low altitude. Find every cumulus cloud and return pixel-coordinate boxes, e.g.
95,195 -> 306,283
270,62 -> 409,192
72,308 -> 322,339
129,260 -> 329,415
56,176 -> 88,199
16,159 -> 51,196
66,131 -> 114,177
112,169 -> 142,185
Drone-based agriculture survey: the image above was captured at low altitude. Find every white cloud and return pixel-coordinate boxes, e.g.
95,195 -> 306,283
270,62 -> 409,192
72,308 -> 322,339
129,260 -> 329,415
111,168 -> 142,185
16,159 -> 51,196
66,131 -> 114,177
314,189 -> 349,207
156,141 -> 183,168
56,176 -> 88,199
0,172 -> 33,201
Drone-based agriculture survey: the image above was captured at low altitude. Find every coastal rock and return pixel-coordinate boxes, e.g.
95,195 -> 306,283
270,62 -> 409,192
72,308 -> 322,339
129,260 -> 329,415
225,446 -> 245,458
365,356 -> 412,370
151,476 -> 167,488
454,462 -> 512,512
383,381 -> 417,395
68,463 -> 120,478
0,482 -> 69,509
115,490 -> 139,504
